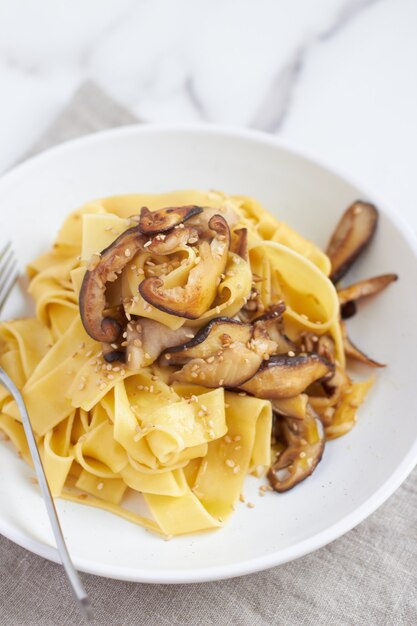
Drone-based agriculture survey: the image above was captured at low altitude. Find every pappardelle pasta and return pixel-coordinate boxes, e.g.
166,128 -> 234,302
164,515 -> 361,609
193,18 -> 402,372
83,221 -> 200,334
0,190 -> 396,537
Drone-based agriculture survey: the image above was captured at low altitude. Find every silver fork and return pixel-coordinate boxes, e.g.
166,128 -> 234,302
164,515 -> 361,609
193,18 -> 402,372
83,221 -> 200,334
0,242 -> 92,620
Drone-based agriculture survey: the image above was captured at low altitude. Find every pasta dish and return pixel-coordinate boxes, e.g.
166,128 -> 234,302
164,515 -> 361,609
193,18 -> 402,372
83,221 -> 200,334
0,190 -> 396,537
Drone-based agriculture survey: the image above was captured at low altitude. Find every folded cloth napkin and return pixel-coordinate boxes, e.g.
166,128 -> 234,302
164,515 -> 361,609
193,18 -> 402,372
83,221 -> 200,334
1,81 -> 416,626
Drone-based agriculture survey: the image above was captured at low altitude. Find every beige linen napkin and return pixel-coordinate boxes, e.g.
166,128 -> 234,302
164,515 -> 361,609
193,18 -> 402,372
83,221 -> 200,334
1,82 -> 416,626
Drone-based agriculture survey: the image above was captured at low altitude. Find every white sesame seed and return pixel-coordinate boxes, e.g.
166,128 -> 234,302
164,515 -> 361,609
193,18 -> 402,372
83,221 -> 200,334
97,482 -> 104,491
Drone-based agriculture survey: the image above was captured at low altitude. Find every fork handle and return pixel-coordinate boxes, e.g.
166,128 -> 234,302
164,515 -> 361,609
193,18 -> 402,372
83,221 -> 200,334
0,369 -> 92,620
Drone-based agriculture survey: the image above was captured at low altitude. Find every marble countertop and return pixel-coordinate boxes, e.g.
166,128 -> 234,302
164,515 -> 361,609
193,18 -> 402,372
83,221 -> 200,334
1,0 -> 416,228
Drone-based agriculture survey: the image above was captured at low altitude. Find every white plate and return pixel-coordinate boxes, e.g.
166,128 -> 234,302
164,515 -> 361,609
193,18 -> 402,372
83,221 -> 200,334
0,125 -> 416,584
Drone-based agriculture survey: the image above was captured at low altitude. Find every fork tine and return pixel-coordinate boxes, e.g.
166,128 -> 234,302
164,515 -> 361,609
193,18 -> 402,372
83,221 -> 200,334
0,271 -> 18,312
0,241 -> 12,260
0,244 -> 18,313
0,249 -> 15,277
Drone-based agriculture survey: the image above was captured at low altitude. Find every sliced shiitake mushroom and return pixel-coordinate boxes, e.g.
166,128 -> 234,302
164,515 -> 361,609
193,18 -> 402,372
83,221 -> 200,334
139,214 -> 230,319
252,303 -> 297,354
300,332 -> 335,363
268,405 -> 325,492
165,316 -> 280,387
167,317 -> 276,387
239,353 -> 335,399
103,348 -> 125,363
126,319 -> 195,370
138,205 -> 203,236
79,226 -> 144,342
230,228 -> 248,261
327,201 -> 378,283
341,321 -> 384,368
161,318 -> 252,365
337,273 -> 398,307
340,300 -> 357,320
187,204 -> 240,236
172,348 -> 263,388
146,226 -> 199,255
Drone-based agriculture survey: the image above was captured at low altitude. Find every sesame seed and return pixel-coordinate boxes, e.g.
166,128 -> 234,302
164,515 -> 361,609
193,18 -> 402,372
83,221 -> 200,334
97,482 -> 104,491
239,493 -> 246,503
224,435 -> 232,444
111,343 -> 118,350
144,352 -> 151,359
99,382 -> 107,390
233,465 -> 240,474
299,451 -> 306,458
125,249 -> 131,257
219,378 -> 224,386
238,392 -> 246,397
287,350 -> 295,357
247,502 -> 255,509
208,419 -> 214,428
144,240 -> 152,248
225,459 -> 235,468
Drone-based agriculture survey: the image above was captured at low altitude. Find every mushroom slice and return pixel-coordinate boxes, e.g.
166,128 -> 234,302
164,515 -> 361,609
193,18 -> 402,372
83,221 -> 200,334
268,406 -> 324,492
188,205 -> 240,236
138,205 -> 203,236
337,273 -> 398,306
79,226 -> 144,342
161,318 -> 252,365
172,346 -> 262,388
147,226 -> 199,255
126,319 -> 195,370
341,321 -> 385,368
252,303 -> 297,354
240,353 -> 335,399
300,333 -> 335,363
167,315 -> 280,387
230,228 -> 248,261
103,349 -> 125,364
340,300 -> 357,320
253,301 -> 286,323
139,215 -> 230,319
326,201 -> 378,283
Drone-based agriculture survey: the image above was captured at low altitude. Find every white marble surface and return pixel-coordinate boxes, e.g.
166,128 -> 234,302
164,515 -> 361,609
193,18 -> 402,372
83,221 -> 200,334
1,0 -> 416,228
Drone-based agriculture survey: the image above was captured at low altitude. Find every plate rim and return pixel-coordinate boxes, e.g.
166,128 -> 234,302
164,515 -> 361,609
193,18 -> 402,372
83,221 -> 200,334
1,122 -> 416,584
